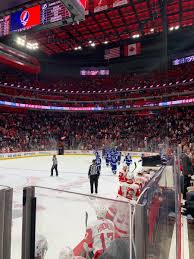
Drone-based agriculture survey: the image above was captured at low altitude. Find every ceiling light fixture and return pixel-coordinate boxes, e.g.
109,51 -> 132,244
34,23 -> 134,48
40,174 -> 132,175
132,34 -> 140,39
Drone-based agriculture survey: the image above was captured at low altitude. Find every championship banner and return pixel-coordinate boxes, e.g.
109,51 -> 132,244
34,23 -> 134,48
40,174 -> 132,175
94,0 -> 109,13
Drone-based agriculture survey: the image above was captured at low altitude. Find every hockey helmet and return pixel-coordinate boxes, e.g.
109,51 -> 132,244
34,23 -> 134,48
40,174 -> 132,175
35,235 -> 48,258
59,246 -> 74,259
96,207 -> 107,219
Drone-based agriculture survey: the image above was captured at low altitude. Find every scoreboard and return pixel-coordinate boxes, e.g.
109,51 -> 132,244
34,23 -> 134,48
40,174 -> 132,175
0,0 -> 85,37
41,1 -> 71,25
0,16 -> 10,37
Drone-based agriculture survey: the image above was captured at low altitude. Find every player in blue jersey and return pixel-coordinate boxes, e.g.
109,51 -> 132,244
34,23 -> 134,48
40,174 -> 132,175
124,153 -> 132,167
117,151 -> 122,165
96,154 -> 102,173
105,152 -> 112,167
94,150 -> 99,157
111,155 -> 118,174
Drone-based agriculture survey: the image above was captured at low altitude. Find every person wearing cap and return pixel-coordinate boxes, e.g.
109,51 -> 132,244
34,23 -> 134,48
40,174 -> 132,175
88,159 -> 100,194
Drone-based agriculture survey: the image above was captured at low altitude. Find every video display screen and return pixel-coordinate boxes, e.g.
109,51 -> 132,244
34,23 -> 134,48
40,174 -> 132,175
10,5 -> 41,32
0,1 -> 72,35
80,67 -> 110,76
172,55 -> 194,65
0,16 -> 10,37
41,1 -> 71,25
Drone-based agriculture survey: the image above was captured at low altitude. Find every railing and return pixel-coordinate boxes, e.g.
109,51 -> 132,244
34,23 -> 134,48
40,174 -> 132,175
0,149 -> 182,259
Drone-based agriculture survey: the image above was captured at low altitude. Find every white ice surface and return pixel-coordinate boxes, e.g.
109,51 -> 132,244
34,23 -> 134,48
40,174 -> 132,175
0,155 -> 140,259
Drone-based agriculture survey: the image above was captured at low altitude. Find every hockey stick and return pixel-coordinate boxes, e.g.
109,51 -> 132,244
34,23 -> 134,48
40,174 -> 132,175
84,211 -> 94,259
85,211 -> 88,228
130,164 -> 137,175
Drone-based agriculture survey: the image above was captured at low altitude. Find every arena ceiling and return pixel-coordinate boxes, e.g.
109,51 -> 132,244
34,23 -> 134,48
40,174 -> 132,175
18,0 -> 194,55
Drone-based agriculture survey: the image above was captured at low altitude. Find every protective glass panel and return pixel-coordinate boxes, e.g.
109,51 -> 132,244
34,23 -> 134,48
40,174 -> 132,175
34,187 -> 133,259
11,189 -> 23,259
134,164 -> 177,259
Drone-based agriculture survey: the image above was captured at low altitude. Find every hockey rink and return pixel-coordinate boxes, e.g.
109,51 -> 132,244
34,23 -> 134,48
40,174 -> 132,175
0,155 -> 141,259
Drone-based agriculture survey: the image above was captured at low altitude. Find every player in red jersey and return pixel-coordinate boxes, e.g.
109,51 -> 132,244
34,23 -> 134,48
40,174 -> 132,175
134,171 -> 148,187
83,207 -> 115,259
106,196 -> 129,238
118,165 -> 129,183
118,165 -> 141,201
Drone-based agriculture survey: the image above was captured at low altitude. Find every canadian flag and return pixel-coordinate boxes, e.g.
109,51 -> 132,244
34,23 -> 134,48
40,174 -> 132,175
124,43 -> 141,56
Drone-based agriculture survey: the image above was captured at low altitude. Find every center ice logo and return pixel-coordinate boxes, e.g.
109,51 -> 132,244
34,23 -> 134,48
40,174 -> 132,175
20,10 -> 30,26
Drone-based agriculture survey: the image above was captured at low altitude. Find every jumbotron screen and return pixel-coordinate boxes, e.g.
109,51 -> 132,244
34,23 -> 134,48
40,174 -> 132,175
80,67 -> 110,76
0,0 -> 72,35
9,1 -> 71,32
0,16 -> 10,37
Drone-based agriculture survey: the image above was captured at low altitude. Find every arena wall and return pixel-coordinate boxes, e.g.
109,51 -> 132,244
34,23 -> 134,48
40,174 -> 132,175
0,150 -> 159,160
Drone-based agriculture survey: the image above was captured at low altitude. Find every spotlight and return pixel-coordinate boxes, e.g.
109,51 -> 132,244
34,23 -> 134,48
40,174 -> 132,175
16,37 -> 26,46
132,34 -> 140,38
91,42 -> 96,47
103,41 -> 108,44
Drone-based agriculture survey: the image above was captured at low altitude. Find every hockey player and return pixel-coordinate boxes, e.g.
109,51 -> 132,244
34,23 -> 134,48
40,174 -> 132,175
105,152 -> 111,167
118,165 -> 140,201
94,150 -> 99,157
118,176 -> 140,201
118,165 -> 129,184
134,171 -> 148,188
118,165 -> 134,184
110,155 -> 117,174
106,196 -> 129,238
124,153 -> 132,168
35,235 -> 48,259
96,155 -> 102,173
83,208 -> 115,259
117,151 -> 122,165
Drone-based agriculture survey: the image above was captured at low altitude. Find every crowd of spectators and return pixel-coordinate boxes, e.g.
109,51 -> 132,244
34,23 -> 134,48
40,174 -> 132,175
0,63 -> 194,103
0,107 -> 193,153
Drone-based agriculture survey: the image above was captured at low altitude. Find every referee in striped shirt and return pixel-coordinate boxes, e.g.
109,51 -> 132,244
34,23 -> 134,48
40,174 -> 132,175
88,159 -> 100,194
